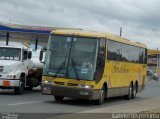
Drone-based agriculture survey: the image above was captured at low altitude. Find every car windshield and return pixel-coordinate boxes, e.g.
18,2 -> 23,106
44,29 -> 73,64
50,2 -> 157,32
0,47 -> 21,61
43,35 -> 98,80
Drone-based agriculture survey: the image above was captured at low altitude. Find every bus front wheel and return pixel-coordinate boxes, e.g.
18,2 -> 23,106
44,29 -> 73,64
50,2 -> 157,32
94,86 -> 106,105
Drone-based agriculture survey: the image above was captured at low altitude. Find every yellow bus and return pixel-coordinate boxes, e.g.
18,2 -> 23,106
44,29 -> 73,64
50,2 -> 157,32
40,29 -> 147,105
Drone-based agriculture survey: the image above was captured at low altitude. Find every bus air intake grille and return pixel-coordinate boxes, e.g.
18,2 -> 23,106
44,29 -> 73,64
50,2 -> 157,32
54,81 -> 65,85
67,83 -> 78,86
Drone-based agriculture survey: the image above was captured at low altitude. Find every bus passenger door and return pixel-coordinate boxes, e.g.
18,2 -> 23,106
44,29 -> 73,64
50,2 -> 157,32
94,39 -> 106,84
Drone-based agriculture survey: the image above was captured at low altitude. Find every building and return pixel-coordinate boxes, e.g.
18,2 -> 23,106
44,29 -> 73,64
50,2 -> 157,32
0,22 -> 79,50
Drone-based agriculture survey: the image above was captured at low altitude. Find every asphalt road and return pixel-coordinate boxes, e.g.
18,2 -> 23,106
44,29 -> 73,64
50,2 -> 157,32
0,79 -> 160,118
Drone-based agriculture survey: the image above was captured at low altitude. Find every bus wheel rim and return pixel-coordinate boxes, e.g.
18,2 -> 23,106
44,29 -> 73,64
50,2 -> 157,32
129,86 -> 132,98
100,89 -> 104,103
133,86 -> 136,97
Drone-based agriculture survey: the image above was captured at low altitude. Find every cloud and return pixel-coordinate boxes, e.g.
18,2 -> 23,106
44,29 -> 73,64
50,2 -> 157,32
0,0 -> 160,48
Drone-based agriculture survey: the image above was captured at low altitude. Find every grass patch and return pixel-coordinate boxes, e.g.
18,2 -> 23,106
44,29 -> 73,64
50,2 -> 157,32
142,107 -> 160,113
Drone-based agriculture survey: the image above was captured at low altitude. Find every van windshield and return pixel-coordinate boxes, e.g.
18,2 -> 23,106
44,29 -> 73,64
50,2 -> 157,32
0,47 -> 21,61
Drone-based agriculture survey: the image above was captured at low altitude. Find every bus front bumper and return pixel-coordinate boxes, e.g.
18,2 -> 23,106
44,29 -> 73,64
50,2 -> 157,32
41,84 -> 101,100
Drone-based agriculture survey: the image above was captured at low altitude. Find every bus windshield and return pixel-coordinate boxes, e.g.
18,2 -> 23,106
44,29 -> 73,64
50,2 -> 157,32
43,35 -> 98,80
0,47 -> 21,61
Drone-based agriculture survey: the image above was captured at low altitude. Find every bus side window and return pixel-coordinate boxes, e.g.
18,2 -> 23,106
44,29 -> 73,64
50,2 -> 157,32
95,39 -> 106,82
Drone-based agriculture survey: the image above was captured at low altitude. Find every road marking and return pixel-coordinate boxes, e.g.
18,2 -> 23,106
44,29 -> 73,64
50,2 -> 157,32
8,101 -> 42,106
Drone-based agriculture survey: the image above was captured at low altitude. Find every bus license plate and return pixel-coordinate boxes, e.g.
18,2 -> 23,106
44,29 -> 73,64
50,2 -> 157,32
3,80 -> 10,86
43,87 -> 51,94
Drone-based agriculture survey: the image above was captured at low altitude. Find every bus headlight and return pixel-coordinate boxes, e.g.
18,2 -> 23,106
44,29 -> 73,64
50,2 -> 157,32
79,84 -> 93,89
42,80 -> 54,84
43,80 -> 49,84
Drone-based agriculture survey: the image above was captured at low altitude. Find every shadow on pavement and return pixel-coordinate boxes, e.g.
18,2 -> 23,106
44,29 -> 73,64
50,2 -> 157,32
43,95 -> 146,108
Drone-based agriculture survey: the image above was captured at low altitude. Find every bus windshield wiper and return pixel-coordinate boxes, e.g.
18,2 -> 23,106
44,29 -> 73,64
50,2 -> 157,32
53,55 -> 67,78
53,61 -> 65,78
71,57 -> 80,80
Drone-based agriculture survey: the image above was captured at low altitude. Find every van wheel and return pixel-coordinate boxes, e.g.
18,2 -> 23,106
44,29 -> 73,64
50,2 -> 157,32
54,96 -> 64,102
14,75 -> 25,95
14,83 -> 25,94
94,86 -> 105,105
124,83 -> 133,100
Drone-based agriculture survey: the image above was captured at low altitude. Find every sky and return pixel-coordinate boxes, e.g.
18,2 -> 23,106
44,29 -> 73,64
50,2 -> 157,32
0,0 -> 160,49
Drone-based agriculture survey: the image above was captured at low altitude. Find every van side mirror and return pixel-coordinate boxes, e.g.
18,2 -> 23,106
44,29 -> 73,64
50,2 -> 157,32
39,49 -> 46,63
39,50 -> 43,62
28,51 -> 32,59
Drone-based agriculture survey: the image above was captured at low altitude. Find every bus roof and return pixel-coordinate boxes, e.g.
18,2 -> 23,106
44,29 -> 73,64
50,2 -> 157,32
51,29 -> 147,48
51,29 -> 105,38
104,32 -> 147,48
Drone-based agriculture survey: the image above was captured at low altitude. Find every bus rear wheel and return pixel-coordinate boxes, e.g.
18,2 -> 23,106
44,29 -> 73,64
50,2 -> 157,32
124,83 -> 133,100
54,95 -> 64,102
132,84 -> 137,99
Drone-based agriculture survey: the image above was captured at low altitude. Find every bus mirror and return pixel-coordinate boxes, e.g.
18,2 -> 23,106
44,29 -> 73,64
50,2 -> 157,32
28,51 -> 32,59
39,49 -> 46,63
42,46 -> 47,51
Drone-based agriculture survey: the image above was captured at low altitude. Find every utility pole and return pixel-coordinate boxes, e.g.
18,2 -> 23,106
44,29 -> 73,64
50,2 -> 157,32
35,36 -> 38,51
120,27 -> 122,37
6,32 -> 9,45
